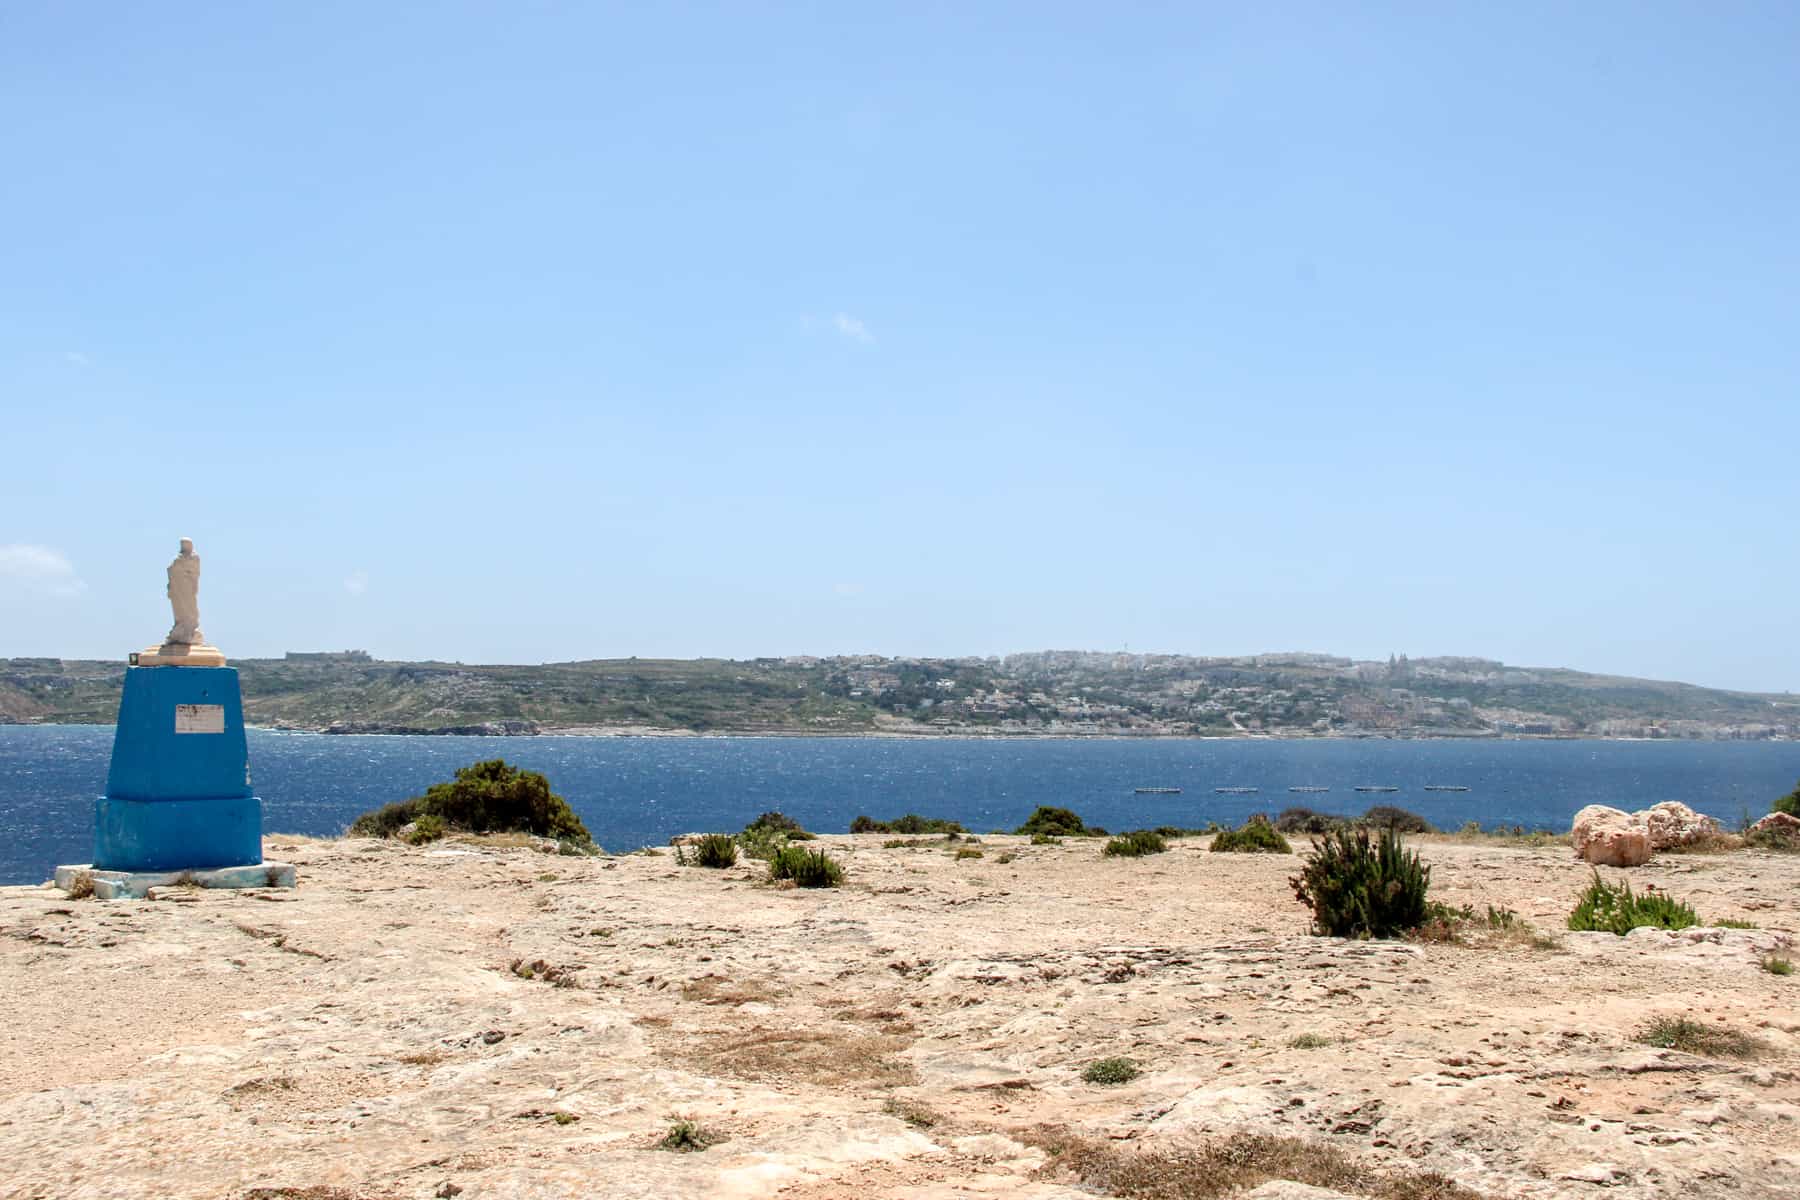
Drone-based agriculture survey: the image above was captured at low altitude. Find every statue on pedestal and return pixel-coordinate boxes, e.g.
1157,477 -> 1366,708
135,537 -> 225,667
165,538 -> 203,646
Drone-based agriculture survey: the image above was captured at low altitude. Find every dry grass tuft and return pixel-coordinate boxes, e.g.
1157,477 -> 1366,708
1635,1015 -> 1763,1059
693,1027 -> 917,1088
1661,832 -> 1747,854
680,974 -> 785,1006
1026,1128 -> 1486,1200
883,1096 -> 943,1128
64,870 -> 94,900
394,1048 -> 449,1066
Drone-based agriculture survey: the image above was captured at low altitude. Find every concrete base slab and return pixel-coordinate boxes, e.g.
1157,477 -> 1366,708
54,862 -> 296,900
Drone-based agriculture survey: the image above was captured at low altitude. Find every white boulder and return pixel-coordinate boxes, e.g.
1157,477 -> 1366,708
1570,804 -> 1653,867
1643,801 -> 1720,850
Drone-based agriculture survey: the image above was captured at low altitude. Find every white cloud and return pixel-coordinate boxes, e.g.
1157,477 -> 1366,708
832,313 -> 874,344
0,544 -> 87,597
344,571 -> 369,596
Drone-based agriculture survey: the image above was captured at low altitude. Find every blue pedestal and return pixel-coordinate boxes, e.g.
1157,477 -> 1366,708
94,665 -> 264,873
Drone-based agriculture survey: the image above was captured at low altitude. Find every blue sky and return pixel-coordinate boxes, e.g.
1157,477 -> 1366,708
3,4 -> 1796,691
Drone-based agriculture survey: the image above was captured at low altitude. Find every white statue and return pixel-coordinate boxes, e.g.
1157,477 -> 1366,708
165,538 -> 203,646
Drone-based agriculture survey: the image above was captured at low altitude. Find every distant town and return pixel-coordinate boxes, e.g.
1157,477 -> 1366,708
3,650 -> 1794,740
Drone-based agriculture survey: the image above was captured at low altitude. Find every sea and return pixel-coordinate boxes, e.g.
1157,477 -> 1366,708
3,726 -> 1797,886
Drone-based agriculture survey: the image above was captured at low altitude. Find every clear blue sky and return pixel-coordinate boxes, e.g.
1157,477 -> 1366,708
3,4 -> 1796,691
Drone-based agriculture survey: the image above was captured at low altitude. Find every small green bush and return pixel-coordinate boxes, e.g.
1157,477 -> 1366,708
1029,832 -> 1062,846
1210,816 -> 1293,854
349,759 -> 590,844
768,846 -> 844,887
851,813 -> 967,834
746,811 -> 811,836
1103,829 -> 1168,857
1359,805 -> 1432,834
657,1118 -> 722,1151
1274,807 -> 1347,835
1081,1057 -> 1141,1085
1772,780 -> 1799,817
1016,806 -> 1089,838
953,847 -> 984,860
1714,917 -> 1758,929
689,834 -> 738,869
1763,955 -> 1794,976
404,813 -> 447,845
1290,826 -> 1431,938
1287,1033 -> 1333,1050
1566,872 -> 1698,935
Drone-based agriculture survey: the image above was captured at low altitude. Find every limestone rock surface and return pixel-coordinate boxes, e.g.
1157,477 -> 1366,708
1643,801 -> 1720,850
2,832 -> 1797,1200
1752,812 -> 1800,836
1571,804 -> 1654,866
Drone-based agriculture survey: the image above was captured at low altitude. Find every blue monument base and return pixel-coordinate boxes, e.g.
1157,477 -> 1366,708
93,663 -> 266,873
93,794 -> 265,873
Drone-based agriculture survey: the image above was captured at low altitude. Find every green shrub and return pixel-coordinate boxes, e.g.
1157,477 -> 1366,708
1566,872 -> 1698,935
1763,955 -> 1793,976
1275,807 -> 1346,835
1103,829 -> 1168,858
1081,1057 -> 1140,1085
1287,1033 -> 1333,1049
1016,806 -> 1089,837
1714,917 -> 1758,929
1289,826 -> 1431,938
851,813 -> 966,834
954,846 -> 984,860
1210,816 -> 1292,854
1359,805 -> 1432,834
1029,832 -> 1062,846
348,759 -> 590,843
746,811 -> 814,837
1772,780 -> 1799,817
404,813 -> 447,845
768,846 -> 844,887
1152,825 -> 1211,839
689,834 -> 738,869
656,1119 -> 722,1151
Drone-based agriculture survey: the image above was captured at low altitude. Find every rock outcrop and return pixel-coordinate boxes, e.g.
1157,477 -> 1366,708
1571,804 -> 1654,867
5,833 -> 1799,1200
1643,800 -> 1720,850
1570,801 -> 1721,864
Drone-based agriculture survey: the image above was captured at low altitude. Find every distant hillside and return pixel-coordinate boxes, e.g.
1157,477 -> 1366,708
2,651 -> 1794,739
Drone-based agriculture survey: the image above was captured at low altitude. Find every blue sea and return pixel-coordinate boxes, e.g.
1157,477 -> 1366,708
3,726 -> 1797,885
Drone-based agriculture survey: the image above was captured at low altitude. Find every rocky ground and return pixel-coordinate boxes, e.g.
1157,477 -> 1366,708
2,833 -> 1797,1200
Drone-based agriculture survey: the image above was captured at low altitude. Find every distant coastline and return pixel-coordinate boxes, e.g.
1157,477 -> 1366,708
5,650 -> 1795,742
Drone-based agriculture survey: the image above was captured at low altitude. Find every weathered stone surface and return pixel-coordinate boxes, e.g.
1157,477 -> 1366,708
1240,1184 -> 1364,1200
1571,804 -> 1654,866
1644,801 -> 1720,850
1751,812 -> 1800,836
4,834 -> 1798,1200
